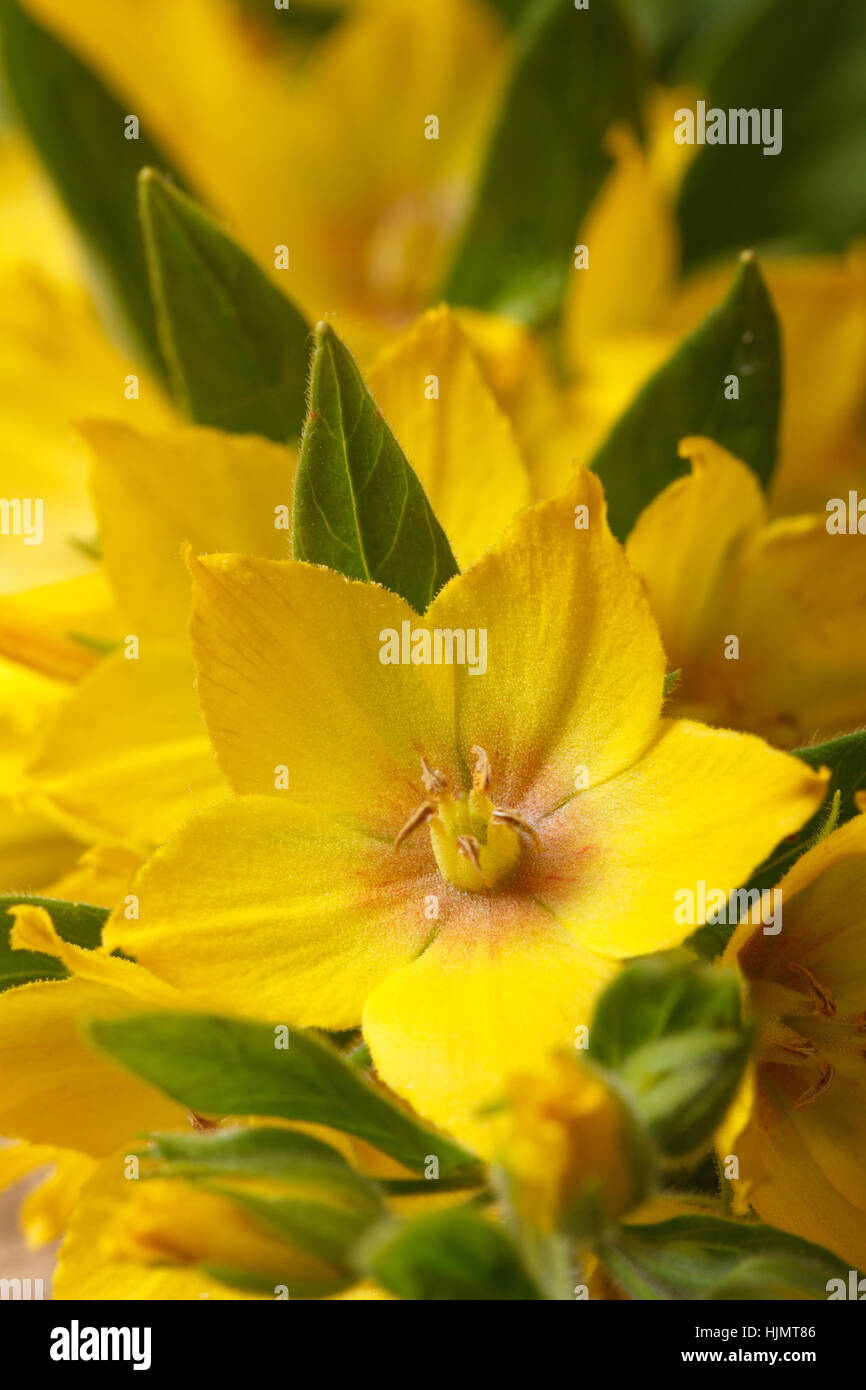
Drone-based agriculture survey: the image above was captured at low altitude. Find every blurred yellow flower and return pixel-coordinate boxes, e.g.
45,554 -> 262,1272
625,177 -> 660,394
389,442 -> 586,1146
721,801 -> 866,1270
626,437 -> 866,748
497,1052 -> 652,1237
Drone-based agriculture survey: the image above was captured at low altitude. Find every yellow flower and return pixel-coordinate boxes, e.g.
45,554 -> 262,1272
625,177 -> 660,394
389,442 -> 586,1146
17,0 -> 506,340
720,801 -> 866,1270
53,1152 -> 265,1301
102,471 -> 825,1148
497,1052 -> 652,1237
626,437 -> 866,748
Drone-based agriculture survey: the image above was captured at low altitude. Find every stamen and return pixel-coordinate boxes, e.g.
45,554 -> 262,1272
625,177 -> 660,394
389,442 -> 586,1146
855,1011 -> 866,1032
788,963 -> 836,1018
762,1032 -> 817,1057
491,808 -> 540,846
456,834 -> 489,885
788,1062 -> 835,1111
189,1110 -> 219,1131
394,801 -> 436,849
471,745 -> 491,792
421,758 -> 448,796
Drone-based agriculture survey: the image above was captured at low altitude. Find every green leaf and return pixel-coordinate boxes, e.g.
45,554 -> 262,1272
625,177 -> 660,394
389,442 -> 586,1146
0,895 -> 108,993
91,1013 -> 480,1179
292,323 -> 459,612
149,1124 -> 370,1188
590,953 -> 751,1157
590,254 -> 781,540
690,730 -> 866,958
441,0 -> 645,330
598,1215 -> 855,1300
139,169 -> 311,441
358,1207 -> 545,1300
0,0 -> 181,372
675,0 -> 866,267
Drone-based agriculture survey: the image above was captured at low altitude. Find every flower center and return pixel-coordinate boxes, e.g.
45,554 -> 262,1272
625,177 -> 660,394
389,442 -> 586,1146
394,745 -> 538,893
764,963 -> 866,1110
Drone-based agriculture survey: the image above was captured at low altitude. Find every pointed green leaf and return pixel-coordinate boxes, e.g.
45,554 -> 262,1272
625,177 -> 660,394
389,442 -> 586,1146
139,169 -> 311,441
0,0 -> 181,371
0,895 -> 108,993
442,0 -> 645,329
598,1215 -> 855,1300
358,1207 -> 545,1301
590,254 -> 781,540
292,323 -> 459,612
90,1012 -> 480,1179
691,730 -> 866,959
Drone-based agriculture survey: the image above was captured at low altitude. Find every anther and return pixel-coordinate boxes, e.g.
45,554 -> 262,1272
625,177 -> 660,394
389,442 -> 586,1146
394,801 -> 436,849
471,745 -> 491,792
788,1062 -> 835,1110
788,963 -> 837,1018
456,835 -> 489,885
491,808 -> 540,846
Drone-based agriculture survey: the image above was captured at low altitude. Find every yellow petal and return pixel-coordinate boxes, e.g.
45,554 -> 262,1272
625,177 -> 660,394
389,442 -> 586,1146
188,553 -> 455,836
25,643 -> 226,849
365,306 -> 531,567
0,132 -> 82,282
104,795 -> 438,1028
0,1141 -> 96,1247
9,903 -> 181,1006
426,471 -> 666,814
711,514 -> 866,746
455,307 -> 563,494
53,1151 -> 263,1300
0,265 -> 170,593
84,422 -> 296,639
0,976 -> 187,1155
625,437 -> 766,673
0,799 -> 78,894
364,902 -> 616,1152
536,719 -> 828,958
0,570 -> 122,682
19,1152 -> 97,1248
562,124 -> 679,372
629,438 -> 866,745
44,843 -> 143,910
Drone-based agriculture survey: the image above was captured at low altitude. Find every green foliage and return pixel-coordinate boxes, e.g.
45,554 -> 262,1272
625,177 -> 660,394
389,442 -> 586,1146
590,953 -> 751,1157
591,256 -> 781,540
442,0 -> 645,330
293,323 -> 459,612
91,1012 -> 480,1178
139,169 -> 311,440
